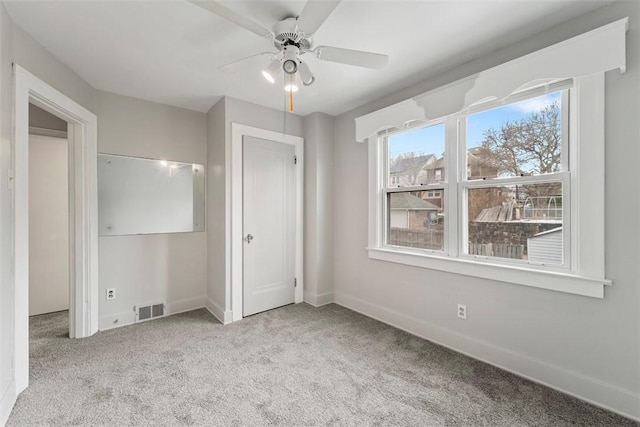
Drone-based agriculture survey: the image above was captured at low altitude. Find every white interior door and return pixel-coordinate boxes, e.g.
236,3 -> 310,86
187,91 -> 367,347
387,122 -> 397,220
243,136 -> 296,317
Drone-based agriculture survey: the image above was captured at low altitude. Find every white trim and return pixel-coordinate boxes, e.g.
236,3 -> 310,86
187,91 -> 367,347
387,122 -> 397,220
572,74 -> 605,280
205,297 -> 233,324
355,18 -> 627,141
368,248 -> 607,298
334,292 -> 640,422
0,381 -> 16,427
28,126 -> 67,139
230,123 -> 304,322
303,292 -> 334,307
13,65 -> 99,395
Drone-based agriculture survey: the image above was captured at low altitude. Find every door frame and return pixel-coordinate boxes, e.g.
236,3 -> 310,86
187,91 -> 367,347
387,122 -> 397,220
13,64 -> 99,394
230,123 -> 303,322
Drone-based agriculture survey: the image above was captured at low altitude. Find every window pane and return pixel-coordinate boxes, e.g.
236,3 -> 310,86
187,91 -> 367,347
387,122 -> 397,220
466,91 -> 563,180
388,123 -> 445,187
467,182 -> 563,264
388,190 -> 445,251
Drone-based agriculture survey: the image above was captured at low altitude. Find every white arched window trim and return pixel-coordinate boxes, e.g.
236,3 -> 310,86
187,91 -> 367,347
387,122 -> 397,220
355,18 -> 627,143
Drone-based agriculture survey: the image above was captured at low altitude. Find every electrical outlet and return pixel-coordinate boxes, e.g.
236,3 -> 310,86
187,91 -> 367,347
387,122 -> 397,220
106,288 -> 116,301
457,304 -> 467,320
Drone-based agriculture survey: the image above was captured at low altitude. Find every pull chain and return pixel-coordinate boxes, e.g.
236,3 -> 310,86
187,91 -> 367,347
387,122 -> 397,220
289,88 -> 294,112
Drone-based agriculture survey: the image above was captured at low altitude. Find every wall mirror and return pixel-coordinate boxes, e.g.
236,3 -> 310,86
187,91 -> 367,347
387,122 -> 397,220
98,153 -> 205,236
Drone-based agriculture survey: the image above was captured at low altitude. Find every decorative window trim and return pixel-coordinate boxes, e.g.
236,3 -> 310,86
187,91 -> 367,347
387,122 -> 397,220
355,18 -> 627,142
361,20 -> 627,298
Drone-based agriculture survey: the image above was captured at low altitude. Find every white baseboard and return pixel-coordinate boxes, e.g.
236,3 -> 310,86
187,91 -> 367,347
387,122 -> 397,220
303,291 -> 334,307
99,310 -> 136,331
205,297 -> 233,324
334,291 -> 640,422
0,380 -> 16,427
99,296 -> 207,331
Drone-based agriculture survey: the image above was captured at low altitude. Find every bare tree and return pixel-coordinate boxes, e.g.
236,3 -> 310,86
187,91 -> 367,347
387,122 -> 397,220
480,102 -> 562,200
481,103 -> 562,176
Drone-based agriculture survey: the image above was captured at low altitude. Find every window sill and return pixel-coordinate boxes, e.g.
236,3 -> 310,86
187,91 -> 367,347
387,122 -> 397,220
367,247 -> 610,298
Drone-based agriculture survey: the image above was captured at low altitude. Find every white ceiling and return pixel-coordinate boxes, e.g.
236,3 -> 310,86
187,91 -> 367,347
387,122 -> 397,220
4,0 -> 611,116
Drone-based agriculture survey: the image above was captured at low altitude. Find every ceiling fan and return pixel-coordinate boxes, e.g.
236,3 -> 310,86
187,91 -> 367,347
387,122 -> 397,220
188,0 -> 389,110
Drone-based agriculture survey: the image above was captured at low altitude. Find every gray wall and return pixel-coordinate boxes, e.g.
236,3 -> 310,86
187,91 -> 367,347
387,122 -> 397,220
304,112 -> 335,306
12,24 -> 94,111
206,97 -> 226,314
95,90 -> 208,330
331,1 -> 639,419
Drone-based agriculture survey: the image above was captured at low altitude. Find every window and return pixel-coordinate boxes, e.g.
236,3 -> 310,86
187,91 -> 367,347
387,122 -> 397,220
385,123 -> 446,252
462,88 -> 569,266
368,76 -> 608,297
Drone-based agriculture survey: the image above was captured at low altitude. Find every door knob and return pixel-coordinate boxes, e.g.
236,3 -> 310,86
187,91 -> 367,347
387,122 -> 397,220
245,233 -> 254,243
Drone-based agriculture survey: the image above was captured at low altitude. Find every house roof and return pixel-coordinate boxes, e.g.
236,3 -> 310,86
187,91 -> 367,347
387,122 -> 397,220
390,193 -> 439,210
423,156 -> 445,170
532,227 -> 563,237
389,154 -> 435,174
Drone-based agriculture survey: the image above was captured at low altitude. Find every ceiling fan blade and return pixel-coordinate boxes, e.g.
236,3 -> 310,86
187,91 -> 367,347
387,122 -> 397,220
217,52 -> 276,73
188,0 -> 273,39
314,46 -> 389,69
296,0 -> 341,35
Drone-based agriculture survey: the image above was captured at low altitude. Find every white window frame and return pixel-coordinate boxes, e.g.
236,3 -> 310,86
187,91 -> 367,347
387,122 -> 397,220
368,74 -> 610,298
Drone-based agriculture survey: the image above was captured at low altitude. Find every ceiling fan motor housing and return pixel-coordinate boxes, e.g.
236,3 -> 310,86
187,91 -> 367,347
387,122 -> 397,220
273,17 -> 312,51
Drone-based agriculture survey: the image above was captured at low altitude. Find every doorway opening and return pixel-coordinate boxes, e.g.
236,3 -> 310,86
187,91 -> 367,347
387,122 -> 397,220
28,104 -> 71,342
13,65 -> 99,396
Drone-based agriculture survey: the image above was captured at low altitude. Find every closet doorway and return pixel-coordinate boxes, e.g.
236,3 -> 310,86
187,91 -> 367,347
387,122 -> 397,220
29,105 -> 70,324
13,65 -> 99,396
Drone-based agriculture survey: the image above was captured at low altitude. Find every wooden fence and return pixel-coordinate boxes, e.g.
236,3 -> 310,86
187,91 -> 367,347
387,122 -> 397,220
390,228 -> 524,260
389,228 -> 444,250
468,243 -> 524,259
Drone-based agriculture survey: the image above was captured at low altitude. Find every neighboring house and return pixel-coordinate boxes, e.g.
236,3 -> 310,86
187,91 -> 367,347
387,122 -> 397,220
528,227 -> 563,264
423,156 -> 445,183
422,189 -> 443,208
389,154 -> 435,186
389,193 -> 440,228
417,149 -> 499,209
467,146 -> 499,179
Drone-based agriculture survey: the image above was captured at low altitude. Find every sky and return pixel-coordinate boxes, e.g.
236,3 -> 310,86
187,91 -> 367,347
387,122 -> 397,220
388,91 -> 561,159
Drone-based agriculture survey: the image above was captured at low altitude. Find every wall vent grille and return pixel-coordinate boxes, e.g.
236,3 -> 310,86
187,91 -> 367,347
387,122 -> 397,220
152,303 -> 164,317
135,302 -> 166,322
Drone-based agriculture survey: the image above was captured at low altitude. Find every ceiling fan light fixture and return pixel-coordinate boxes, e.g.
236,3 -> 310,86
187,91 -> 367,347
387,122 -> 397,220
282,46 -> 299,75
282,59 -> 298,74
298,62 -> 315,86
284,73 -> 300,93
262,59 -> 281,83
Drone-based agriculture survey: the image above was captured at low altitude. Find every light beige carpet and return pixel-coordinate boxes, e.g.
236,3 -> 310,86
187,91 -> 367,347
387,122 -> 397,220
7,303 -> 637,426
